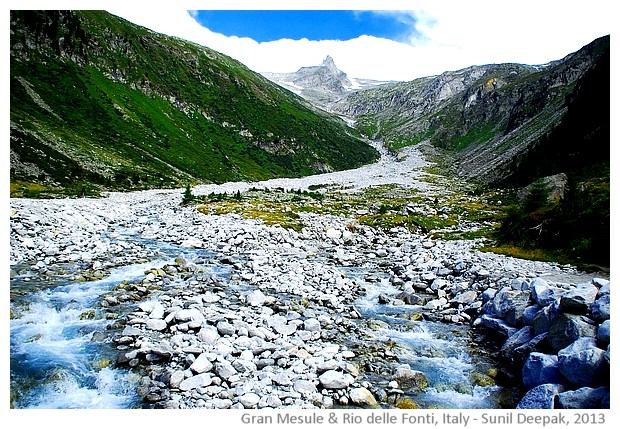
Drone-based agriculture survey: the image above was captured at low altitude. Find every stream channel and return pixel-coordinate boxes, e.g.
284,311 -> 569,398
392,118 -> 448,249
10,231 -> 506,409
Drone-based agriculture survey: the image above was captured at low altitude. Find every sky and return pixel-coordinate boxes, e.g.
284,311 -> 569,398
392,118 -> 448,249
101,0 -> 614,82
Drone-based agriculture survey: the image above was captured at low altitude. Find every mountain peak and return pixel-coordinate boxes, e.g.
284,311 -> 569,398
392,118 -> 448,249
321,55 -> 339,74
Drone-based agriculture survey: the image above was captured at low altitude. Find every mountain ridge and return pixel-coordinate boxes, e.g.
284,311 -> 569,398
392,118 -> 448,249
326,35 -> 609,186
10,10 -> 379,195
262,55 -> 393,108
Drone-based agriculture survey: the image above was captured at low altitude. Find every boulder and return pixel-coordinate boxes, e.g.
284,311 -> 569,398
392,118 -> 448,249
145,318 -> 167,331
216,321 -> 236,336
516,383 -> 565,409
179,373 -> 212,391
548,313 -> 597,353
491,287 -> 531,326
530,278 -> 565,307
597,320 -> 610,344
559,284 -> 598,315
393,364 -> 429,390
214,361 -> 238,381
245,290 -> 270,307
558,338 -> 608,387
319,370 -> 354,389
238,392 -> 260,409
512,333 -> 550,368
258,394 -> 283,409
476,315 -> 518,339
349,387 -> 379,407
532,306 -> 555,336
303,318 -> 321,332
590,294 -> 610,322
397,292 -> 425,305
521,304 -> 541,327
293,379 -> 318,396
168,370 -> 185,389
522,352 -> 566,389
190,353 -> 214,374
452,290 -> 478,305
500,326 -> 534,366
174,308 -> 205,323
556,386 -> 610,409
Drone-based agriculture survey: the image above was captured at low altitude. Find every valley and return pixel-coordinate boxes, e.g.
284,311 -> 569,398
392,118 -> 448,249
9,10 -> 610,411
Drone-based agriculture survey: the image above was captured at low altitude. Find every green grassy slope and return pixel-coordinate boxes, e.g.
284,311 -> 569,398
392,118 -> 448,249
10,11 -> 378,195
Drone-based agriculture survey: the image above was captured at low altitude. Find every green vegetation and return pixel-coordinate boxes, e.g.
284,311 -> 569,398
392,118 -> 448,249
10,10 -> 378,196
490,173 -> 609,267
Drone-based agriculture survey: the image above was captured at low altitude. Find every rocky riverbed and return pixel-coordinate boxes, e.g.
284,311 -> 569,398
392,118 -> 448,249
9,145 -> 610,409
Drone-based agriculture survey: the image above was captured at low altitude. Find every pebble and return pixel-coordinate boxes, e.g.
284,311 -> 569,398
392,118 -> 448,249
10,155 -> 608,410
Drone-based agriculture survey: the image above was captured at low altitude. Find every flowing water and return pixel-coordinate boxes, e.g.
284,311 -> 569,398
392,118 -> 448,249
10,259 -> 174,408
349,269 -> 507,409
11,237 -> 506,409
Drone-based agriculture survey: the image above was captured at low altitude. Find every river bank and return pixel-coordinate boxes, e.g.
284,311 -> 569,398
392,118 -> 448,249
9,145 -> 609,409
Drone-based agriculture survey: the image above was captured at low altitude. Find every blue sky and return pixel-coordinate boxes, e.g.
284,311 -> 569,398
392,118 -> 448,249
107,2 -> 613,81
192,10 -> 418,43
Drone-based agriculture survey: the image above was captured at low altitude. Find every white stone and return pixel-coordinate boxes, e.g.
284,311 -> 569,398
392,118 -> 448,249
349,387 -> 378,407
179,373 -> 212,391
238,392 -> 260,408
190,353 -> 214,374
326,228 -> 342,239
319,370 -> 354,389
146,319 -> 167,331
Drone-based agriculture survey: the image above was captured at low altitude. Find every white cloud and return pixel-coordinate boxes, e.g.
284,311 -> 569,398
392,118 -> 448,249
107,1 -> 612,82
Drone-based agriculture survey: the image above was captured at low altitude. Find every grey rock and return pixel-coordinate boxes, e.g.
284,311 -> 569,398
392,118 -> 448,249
558,338 -> 608,387
522,304 -> 541,327
559,284 -> 598,315
512,333 -> 549,368
216,321 -> 236,336
500,326 -> 533,366
592,278 -> 610,294
516,383 -> 565,409
556,386 -> 610,409
452,290 -> 478,305
423,297 -> 447,310
532,305 -> 557,336
492,287 -> 531,326
245,290 -> 270,307
481,288 -> 497,303
303,318 -> 321,332
233,358 -> 257,373
393,364 -> 429,390
397,292 -> 425,305
294,379 -> 318,395
272,373 -> 293,386
168,370 -> 185,389
530,278 -> 564,307
548,313 -> 597,352
174,308 -> 205,323
214,361 -> 238,381
590,294 -> 610,322
145,318 -> 167,331
522,352 -> 566,389
197,326 -> 220,344
121,326 -> 142,336
597,320 -> 610,344
476,315 -> 518,339
258,394 -> 283,409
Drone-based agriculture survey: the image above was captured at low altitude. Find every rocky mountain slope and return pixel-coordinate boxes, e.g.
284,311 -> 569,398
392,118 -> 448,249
263,56 -> 392,109
329,36 -> 609,187
10,11 -> 378,195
